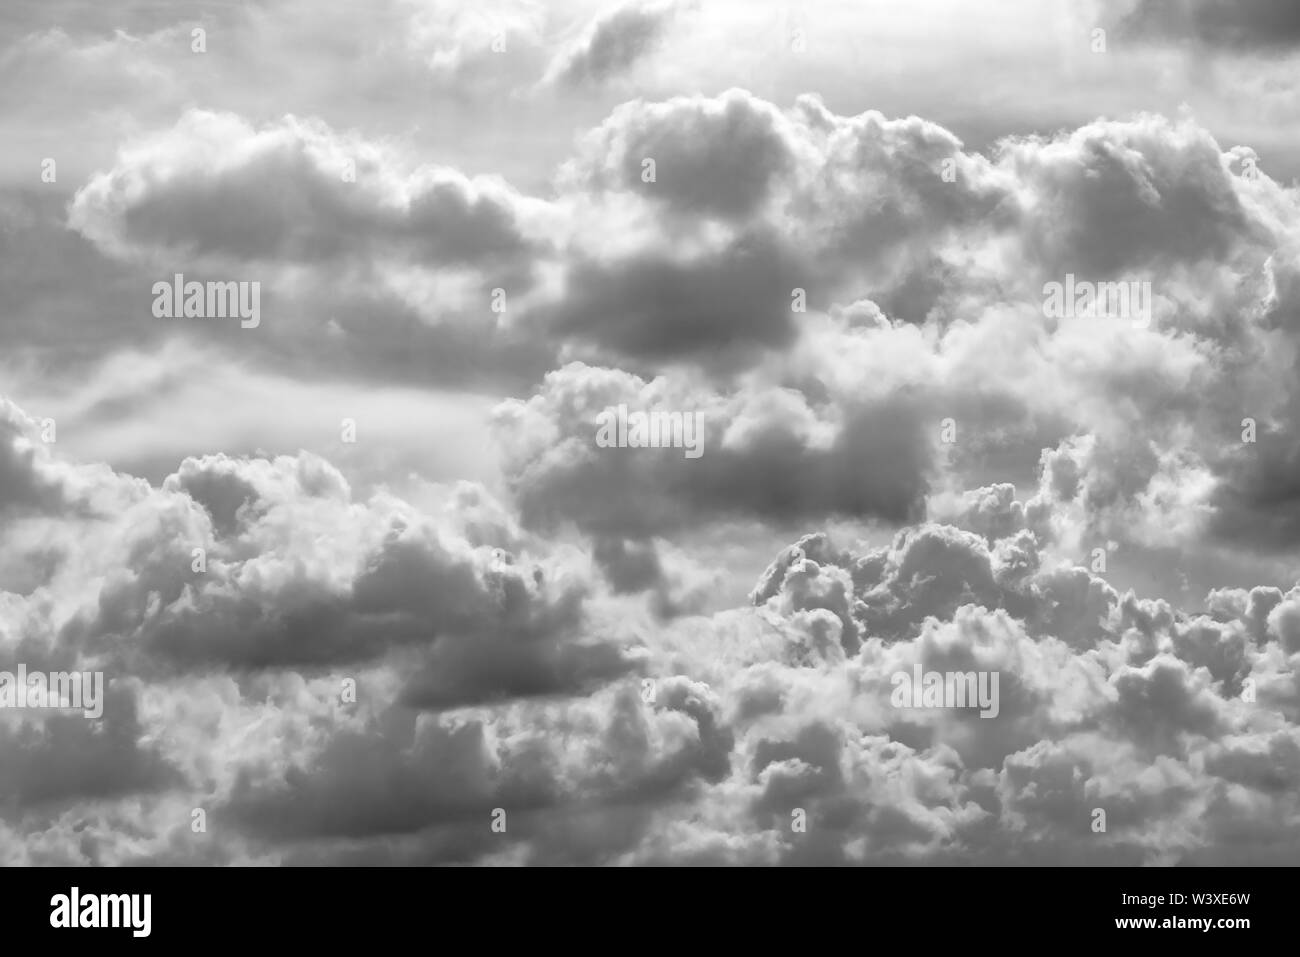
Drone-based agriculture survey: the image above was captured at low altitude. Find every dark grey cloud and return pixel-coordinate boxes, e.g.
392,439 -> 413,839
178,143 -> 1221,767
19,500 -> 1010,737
0,190 -> 164,367
1209,429 -> 1300,550
0,685 -> 182,808
593,536 -> 665,594
549,0 -> 682,86
1118,0 -> 1300,51
543,234 -> 809,364
220,679 -> 730,860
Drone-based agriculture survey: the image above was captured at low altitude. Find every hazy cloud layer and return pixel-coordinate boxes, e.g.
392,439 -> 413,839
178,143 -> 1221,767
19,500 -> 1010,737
1116,0 -> 1300,52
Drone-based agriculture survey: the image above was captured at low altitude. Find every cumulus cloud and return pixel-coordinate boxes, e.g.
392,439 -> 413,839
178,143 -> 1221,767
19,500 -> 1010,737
492,361 -> 933,536
69,110 -> 549,281
3,384 -> 1300,865
12,8 -> 1300,868
0,396 -> 633,716
480,88 -> 1297,556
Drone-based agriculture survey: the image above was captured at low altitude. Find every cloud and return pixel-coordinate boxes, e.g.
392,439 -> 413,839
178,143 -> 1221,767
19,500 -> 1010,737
60,93 -> 1296,414
591,535 -> 720,617
493,362 -> 933,536
545,0 -> 682,87
42,96 -> 1300,606
13,23 -> 1300,869
1117,0 -> 1300,52
69,110 -> 547,278
0,683 -> 183,809
4,384 -> 1300,864
0,397 -> 630,704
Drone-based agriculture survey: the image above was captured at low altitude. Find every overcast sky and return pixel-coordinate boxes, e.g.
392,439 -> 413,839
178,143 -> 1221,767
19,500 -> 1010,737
3,0 -> 1300,865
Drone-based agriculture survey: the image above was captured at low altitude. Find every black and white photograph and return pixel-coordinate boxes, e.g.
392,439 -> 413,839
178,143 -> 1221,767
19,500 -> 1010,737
0,0 -> 1296,930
